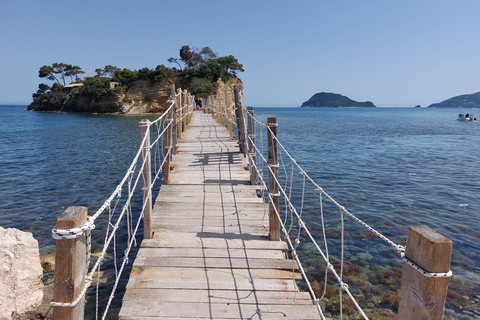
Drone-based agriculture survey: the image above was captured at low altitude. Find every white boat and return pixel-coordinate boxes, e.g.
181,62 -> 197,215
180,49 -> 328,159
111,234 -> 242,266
457,113 -> 477,121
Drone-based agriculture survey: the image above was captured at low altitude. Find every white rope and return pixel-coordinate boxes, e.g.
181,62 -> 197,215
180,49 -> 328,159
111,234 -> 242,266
403,257 -> 452,278
241,105 -> 368,318
51,216 -> 96,239
50,100 -> 178,311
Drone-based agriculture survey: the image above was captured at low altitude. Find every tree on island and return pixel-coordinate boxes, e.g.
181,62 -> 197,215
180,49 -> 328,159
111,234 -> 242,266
167,58 -> 183,71
168,45 -> 244,81
39,63 -> 84,85
95,65 -> 120,78
65,65 -> 85,83
36,83 -> 50,94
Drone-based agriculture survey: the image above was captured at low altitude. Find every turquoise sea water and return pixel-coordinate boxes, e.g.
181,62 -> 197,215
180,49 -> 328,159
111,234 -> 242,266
0,105 -> 479,318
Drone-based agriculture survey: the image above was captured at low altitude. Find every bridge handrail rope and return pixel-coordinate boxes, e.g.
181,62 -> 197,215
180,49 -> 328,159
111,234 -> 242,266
50,90 -> 195,319
204,90 -> 452,319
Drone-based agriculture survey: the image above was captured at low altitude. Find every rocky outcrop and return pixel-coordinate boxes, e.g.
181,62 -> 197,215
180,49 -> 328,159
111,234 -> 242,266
207,77 -> 243,110
27,76 -> 241,114
28,79 -> 175,114
0,227 -> 44,320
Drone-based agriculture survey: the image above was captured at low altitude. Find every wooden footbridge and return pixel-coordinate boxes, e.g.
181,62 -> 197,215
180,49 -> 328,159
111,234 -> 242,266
118,111 -> 319,319
50,86 -> 453,320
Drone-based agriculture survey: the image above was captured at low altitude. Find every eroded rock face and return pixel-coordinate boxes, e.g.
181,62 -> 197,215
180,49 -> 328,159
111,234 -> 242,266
0,227 -> 43,319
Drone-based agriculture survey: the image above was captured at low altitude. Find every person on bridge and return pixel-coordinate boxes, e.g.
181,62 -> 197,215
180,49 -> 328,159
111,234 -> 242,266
195,98 -> 202,111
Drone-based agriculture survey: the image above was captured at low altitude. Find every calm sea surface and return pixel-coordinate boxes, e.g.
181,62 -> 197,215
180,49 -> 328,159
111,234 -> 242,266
1,105 -> 479,318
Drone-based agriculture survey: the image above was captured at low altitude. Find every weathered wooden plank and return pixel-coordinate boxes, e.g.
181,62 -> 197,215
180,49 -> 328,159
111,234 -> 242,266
119,301 -> 320,319
132,256 -> 299,270
158,184 -> 264,192
127,276 -> 298,292
157,190 -> 260,197
154,201 -> 267,210
122,288 -> 313,304
152,230 -> 267,241
135,247 -> 284,259
129,266 -> 302,280
155,218 -> 267,227
141,236 -> 288,251
151,224 -> 267,235
155,195 -> 264,203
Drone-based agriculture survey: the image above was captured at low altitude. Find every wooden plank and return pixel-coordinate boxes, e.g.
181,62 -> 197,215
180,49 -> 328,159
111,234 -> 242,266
154,195 -> 263,203
127,276 -> 298,292
132,256 -> 298,270
129,266 -> 302,280
154,201 -> 267,210
119,301 -> 320,319
122,288 -> 313,304
155,218 -> 267,227
135,247 -> 284,259
152,225 -> 267,235
158,184 -> 264,192
141,237 -> 288,251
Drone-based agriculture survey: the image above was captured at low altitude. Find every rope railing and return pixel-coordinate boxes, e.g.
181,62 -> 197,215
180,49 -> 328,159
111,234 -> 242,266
50,87 -> 195,319
203,89 -> 453,319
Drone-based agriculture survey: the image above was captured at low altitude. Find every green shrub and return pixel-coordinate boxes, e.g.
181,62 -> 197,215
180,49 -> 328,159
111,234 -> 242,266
79,77 -> 112,97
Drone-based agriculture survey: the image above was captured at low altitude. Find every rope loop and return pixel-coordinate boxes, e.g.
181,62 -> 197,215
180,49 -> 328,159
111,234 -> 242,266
52,216 -> 96,240
395,245 -> 406,257
294,237 -> 301,247
403,256 -> 452,278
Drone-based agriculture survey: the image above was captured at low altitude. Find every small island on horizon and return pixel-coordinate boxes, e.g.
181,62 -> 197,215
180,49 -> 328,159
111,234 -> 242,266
300,92 -> 376,108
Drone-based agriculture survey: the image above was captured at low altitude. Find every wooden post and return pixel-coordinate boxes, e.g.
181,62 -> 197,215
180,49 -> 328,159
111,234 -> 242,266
247,106 -> 257,185
140,119 -> 153,239
234,85 -> 246,155
267,117 -> 280,241
163,103 -> 173,185
226,92 -> 233,138
53,206 -> 88,320
177,89 -> 183,140
171,84 -> 177,155
186,94 -> 191,126
398,225 -> 452,320
182,91 -> 187,132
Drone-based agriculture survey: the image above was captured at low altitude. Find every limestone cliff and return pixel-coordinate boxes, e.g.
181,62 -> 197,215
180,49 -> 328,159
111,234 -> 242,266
206,77 -> 243,110
28,77 -> 240,114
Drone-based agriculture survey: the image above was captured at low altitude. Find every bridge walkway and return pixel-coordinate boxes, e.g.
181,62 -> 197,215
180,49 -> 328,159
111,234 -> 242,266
119,112 -> 320,319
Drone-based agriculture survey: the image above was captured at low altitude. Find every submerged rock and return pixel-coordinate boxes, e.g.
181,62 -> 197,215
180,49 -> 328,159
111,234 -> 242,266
0,227 -> 44,319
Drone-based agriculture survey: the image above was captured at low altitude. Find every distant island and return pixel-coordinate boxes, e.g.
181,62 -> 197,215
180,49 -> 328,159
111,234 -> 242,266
300,92 -> 376,108
427,92 -> 480,108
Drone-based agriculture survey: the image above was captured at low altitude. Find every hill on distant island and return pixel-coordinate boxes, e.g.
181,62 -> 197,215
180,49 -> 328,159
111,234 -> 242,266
428,92 -> 480,108
300,92 -> 376,108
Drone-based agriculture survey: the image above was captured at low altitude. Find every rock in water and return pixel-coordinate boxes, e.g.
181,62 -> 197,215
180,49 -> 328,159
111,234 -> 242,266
0,227 -> 44,319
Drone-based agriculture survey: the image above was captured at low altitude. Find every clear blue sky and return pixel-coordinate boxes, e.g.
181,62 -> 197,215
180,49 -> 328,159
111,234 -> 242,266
1,0 -> 480,107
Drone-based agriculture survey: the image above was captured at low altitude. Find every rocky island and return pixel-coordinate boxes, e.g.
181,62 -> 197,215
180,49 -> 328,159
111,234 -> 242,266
427,91 -> 480,108
300,92 -> 376,108
28,46 -> 243,114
